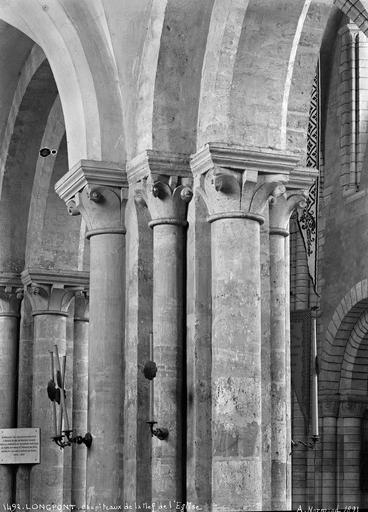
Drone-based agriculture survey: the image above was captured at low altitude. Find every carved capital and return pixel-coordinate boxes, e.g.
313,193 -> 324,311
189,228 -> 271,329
74,290 -> 89,322
338,22 -> 361,45
269,189 -> 309,236
55,160 -> 127,237
191,143 -> 303,223
127,150 -> 192,226
21,268 -> 89,316
0,273 -> 23,317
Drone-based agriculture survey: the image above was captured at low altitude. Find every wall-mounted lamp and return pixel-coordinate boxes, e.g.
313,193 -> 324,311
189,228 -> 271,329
53,430 -> 92,449
144,333 -> 169,441
48,345 -> 92,450
146,420 -> 169,441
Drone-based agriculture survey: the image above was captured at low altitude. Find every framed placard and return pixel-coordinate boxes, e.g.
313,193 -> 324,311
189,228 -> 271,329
0,428 -> 40,464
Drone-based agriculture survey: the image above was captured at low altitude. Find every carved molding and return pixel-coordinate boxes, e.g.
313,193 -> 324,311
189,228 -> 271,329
0,272 -> 22,289
21,268 -> 89,288
287,167 -> 318,191
55,160 -> 127,204
191,143 -> 299,177
127,150 -> 191,185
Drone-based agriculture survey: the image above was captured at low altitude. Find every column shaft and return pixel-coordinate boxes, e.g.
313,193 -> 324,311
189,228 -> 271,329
269,233 -> 287,510
341,417 -> 361,506
31,313 -> 67,504
16,300 -> 33,505
72,297 -> 89,509
87,233 -> 125,504
0,314 -> 19,503
321,416 -> 337,507
211,217 -> 262,512
284,234 -> 292,509
152,223 -> 185,503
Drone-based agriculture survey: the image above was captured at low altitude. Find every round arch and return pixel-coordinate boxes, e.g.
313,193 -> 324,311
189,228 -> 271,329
320,279 -> 368,396
339,309 -> 368,395
0,0 -> 125,167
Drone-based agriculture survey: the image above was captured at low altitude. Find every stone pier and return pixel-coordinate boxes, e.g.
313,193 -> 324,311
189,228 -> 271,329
127,151 -> 192,505
268,180 -> 311,510
72,290 -> 89,509
55,160 -> 127,505
0,274 -> 22,504
22,269 -> 87,504
191,143 -> 301,511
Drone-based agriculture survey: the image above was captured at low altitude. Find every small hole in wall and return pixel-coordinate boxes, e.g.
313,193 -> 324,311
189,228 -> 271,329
39,147 -> 57,157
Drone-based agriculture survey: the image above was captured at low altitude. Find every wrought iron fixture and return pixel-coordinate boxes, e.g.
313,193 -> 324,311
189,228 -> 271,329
290,435 -> 319,453
53,430 -> 92,449
144,333 -> 169,441
48,345 -> 92,450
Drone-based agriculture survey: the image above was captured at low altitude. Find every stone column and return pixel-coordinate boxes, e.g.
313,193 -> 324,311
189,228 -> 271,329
127,151 -> 192,505
284,233 -> 292,507
338,397 -> 365,507
191,144 -> 302,511
16,294 -> 34,506
268,186 -> 309,510
72,290 -> 89,509
0,274 -> 22,504
55,160 -> 127,505
320,398 -> 340,508
21,269 -> 88,504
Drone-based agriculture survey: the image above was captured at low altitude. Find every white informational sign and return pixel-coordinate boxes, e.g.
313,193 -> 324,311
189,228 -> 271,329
0,428 -> 40,464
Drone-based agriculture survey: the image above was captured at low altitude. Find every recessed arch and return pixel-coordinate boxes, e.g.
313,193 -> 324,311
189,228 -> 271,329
25,95 -> 87,272
0,44 -> 46,194
340,310 -> 368,395
320,279 -> 368,396
0,56 -> 58,272
0,1 -> 126,167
